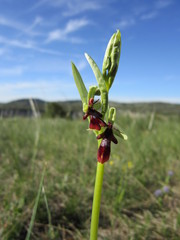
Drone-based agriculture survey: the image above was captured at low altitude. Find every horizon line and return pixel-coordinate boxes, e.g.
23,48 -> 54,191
0,97 -> 180,105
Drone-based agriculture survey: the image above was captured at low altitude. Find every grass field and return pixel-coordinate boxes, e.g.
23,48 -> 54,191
0,112 -> 180,239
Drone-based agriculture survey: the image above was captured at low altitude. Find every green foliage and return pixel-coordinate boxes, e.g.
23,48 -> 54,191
0,113 -> 180,239
45,102 -> 66,118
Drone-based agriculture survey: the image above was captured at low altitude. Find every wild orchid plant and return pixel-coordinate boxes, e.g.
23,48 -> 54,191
71,30 -> 127,240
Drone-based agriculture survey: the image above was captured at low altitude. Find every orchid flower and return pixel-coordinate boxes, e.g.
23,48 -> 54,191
71,30 -> 127,240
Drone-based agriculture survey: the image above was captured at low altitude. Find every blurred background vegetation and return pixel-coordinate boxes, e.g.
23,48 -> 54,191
0,99 -> 180,239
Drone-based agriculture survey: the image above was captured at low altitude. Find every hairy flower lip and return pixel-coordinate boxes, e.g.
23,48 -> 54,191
97,122 -> 118,163
97,139 -> 110,164
89,116 -> 106,130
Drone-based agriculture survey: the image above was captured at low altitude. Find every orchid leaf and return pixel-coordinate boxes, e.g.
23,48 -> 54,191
71,62 -> 88,105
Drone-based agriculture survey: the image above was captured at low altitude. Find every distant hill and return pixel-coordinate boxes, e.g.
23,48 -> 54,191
0,99 -> 180,117
110,101 -> 180,115
0,99 -> 46,117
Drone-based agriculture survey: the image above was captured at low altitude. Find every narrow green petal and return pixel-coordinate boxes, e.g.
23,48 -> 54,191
113,124 -> 128,140
71,62 -> 88,105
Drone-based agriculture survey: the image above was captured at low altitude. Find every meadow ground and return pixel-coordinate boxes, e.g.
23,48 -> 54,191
0,112 -> 180,239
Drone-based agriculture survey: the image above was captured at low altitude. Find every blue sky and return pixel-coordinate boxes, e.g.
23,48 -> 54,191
0,0 -> 180,103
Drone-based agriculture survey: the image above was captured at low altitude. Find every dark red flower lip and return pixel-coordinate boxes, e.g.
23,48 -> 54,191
97,122 -> 118,163
89,116 -> 106,130
97,139 -> 111,164
83,98 -> 107,130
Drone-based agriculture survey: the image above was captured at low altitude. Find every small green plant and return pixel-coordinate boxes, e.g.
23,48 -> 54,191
71,30 -> 127,240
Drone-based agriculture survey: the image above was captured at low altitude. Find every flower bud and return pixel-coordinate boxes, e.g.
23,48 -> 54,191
102,30 -> 121,91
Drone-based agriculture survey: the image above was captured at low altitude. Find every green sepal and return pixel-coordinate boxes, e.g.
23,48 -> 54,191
84,53 -> 108,117
113,123 -> 128,140
108,107 -> 116,124
102,30 -> 121,91
71,62 -> 88,105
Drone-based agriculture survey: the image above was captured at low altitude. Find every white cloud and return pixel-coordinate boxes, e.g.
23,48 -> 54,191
0,16 -> 23,30
122,0 -> 173,29
66,19 -> 89,32
0,80 -> 77,102
31,0 -> 101,16
0,80 -> 72,90
31,0 -> 64,10
0,47 -> 7,56
0,66 -> 24,76
0,36 -> 34,48
139,1 -> 173,22
155,0 -> 173,9
26,16 -> 43,32
0,15 -> 42,36
140,11 -> 158,20
118,18 -> 135,29
111,96 -> 180,104
46,18 -> 89,43
133,5 -> 148,16
76,59 -> 87,71
0,36 -> 62,56
63,1 -> 101,16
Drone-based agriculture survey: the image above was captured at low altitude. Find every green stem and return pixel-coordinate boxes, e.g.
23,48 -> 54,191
90,162 -> 104,240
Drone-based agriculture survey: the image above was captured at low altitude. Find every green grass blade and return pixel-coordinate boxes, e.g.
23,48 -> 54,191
42,186 -> 55,239
25,166 -> 46,240
71,62 -> 88,105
